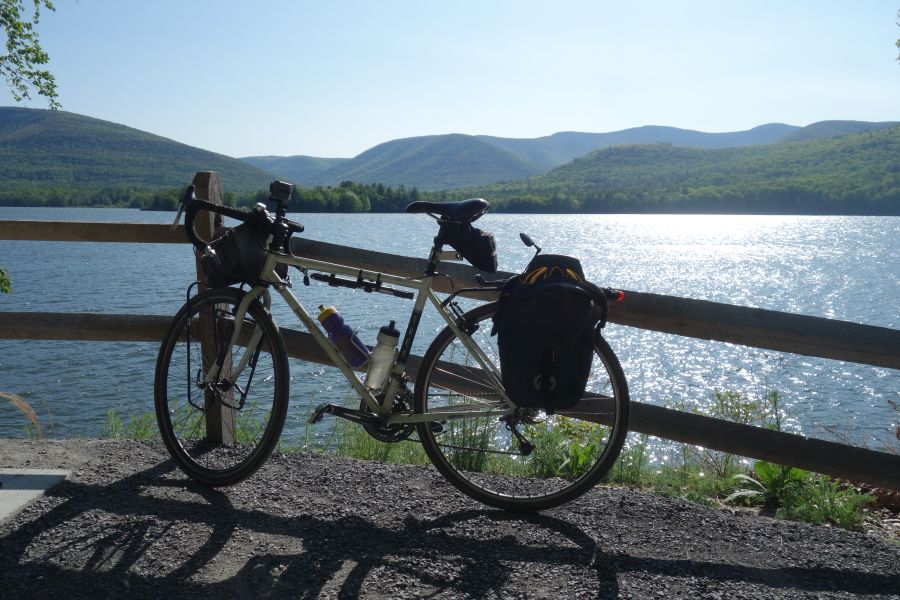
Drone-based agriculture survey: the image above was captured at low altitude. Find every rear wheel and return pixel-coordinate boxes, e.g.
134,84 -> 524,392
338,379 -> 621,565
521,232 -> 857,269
414,302 -> 629,511
154,287 -> 289,486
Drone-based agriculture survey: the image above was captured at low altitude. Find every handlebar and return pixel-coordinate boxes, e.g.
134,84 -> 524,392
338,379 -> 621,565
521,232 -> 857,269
178,181 -> 304,254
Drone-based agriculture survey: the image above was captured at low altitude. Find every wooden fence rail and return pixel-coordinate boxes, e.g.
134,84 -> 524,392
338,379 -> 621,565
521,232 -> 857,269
2,193 -> 899,490
3,219 -> 898,370
1,310 -> 898,489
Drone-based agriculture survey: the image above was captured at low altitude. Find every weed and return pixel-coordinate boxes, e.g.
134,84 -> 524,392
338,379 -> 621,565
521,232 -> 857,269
0,265 -> 11,293
334,420 -> 428,465
726,460 -> 811,508
777,476 -> 874,531
607,433 -> 651,486
100,410 -> 157,439
1,392 -> 42,438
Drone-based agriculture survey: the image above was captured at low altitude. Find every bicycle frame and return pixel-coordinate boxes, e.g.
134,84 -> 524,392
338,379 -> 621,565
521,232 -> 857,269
202,247 -> 515,425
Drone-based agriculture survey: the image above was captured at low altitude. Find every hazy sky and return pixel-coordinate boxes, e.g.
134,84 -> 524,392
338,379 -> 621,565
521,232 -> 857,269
3,1 -> 899,158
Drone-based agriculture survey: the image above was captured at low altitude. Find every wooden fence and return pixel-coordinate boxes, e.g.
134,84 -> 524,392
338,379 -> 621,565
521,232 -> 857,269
2,173 -> 899,489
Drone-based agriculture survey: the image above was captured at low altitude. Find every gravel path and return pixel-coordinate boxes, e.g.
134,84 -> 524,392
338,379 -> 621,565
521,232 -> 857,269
1,439 -> 898,599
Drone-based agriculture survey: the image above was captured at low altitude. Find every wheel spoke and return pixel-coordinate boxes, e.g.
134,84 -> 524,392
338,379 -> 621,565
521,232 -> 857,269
155,288 -> 289,486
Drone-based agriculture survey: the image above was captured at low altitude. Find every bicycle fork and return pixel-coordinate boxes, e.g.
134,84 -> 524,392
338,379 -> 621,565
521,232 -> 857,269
202,288 -> 269,388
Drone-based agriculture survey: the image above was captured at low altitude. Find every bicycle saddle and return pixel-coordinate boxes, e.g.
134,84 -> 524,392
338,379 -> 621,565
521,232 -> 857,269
405,198 -> 490,224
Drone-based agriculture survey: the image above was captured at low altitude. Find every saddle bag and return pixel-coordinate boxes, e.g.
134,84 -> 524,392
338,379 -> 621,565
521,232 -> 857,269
441,223 -> 498,273
493,254 -> 603,411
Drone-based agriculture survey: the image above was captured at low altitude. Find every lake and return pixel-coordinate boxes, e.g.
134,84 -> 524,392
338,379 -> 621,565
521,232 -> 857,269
0,207 -> 897,457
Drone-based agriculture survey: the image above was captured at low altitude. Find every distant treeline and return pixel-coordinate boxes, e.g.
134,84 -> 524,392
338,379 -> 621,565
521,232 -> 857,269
0,181 -> 427,213
2,176 -> 898,216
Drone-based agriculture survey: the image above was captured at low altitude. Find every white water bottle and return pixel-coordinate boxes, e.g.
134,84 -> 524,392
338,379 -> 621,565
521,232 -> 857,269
365,320 -> 400,390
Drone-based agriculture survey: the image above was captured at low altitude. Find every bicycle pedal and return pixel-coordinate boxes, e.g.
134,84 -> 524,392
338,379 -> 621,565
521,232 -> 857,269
308,403 -> 379,427
308,403 -> 333,424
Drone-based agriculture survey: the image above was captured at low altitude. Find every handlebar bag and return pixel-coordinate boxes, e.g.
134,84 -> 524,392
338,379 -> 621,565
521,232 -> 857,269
201,219 -> 287,287
441,223 -> 498,273
492,255 -> 603,411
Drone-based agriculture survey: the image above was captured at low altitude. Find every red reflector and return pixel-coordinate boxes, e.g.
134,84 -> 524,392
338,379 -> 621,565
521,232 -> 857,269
616,291 -> 625,302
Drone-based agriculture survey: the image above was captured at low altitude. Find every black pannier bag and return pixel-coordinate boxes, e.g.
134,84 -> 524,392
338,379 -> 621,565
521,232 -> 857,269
492,254 -> 603,411
201,217 -> 287,288
441,223 -> 498,273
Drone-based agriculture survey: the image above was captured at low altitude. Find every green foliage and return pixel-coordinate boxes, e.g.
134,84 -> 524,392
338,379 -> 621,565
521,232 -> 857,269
287,181 -> 423,213
607,433 -> 651,486
688,389 -> 778,478
523,417 -> 608,479
332,420 -> 428,465
726,460 -> 811,508
0,265 -> 10,292
777,476 -> 874,531
100,410 -> 156,440
0,0 -> 58,108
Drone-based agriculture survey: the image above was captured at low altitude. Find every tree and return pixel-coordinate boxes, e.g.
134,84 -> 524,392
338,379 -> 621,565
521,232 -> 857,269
0,0 -> 58,108
337,189 -> 365,212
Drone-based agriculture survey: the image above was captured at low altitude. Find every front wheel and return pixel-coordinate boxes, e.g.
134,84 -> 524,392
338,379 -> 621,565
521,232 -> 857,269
414,302 -> 629,511
154,287 -> 289,486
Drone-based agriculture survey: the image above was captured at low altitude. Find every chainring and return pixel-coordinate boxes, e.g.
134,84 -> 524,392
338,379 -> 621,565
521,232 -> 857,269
359,388 -> 416,443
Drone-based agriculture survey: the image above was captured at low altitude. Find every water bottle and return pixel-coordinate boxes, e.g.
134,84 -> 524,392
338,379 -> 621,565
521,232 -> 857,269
365,320 -> 400,390
317,305 -> 370,368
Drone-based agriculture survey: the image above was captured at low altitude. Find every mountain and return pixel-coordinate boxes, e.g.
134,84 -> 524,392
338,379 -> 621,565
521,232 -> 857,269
2,106 -> 896,214
777,120 -> 900,143
476,123 -> 801,170
240,154 -> 348,184
0,107 -> 273,201
466,125 -> 900,214
243,121 -> 897,190
306,134 -> 544,190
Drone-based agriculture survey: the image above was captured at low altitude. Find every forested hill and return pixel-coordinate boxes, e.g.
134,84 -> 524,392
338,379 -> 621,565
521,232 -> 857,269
0,107 -> 273,206
293,134 -> 545,190
241,154 -> 348,184
475,123 -> 801,170
242,125 -> 803,187
242,120 -> 897,190
462,125 -> 900,214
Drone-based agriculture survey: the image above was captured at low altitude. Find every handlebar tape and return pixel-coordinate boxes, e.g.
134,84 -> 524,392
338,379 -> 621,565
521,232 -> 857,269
183,198 -> 304,252
183,199 -> 252,251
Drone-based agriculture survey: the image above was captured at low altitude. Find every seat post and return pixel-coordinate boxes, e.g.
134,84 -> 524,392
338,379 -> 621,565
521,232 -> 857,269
425,232 -> 444,276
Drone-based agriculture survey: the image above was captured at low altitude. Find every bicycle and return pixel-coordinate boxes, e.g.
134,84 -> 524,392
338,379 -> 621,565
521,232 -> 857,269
155,181 -> 630,511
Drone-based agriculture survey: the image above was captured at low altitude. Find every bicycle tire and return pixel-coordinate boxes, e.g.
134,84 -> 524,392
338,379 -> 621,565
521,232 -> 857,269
154,287 -> 289,486
414,301 -> 629,511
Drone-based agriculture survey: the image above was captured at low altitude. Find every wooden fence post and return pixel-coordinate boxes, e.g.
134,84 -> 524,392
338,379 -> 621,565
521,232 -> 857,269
191,172 -> 235,445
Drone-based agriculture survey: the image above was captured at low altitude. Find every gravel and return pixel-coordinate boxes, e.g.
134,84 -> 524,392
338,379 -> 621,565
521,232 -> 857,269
1,439 -> 898,599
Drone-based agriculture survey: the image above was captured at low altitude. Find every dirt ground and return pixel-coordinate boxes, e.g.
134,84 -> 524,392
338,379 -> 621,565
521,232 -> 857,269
1,439 -> 898,599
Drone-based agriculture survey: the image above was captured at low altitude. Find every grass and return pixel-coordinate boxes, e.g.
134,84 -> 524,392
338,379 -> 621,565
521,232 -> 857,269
100,410 -> 157,440
90,387 -> 887,534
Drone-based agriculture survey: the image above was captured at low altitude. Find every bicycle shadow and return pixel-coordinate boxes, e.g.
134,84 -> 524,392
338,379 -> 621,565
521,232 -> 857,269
1,457 -> 897,599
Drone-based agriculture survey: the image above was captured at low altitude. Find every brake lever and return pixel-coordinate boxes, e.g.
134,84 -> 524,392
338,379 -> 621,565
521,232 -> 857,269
475,274 -> 510,287
170,185 -> 196,230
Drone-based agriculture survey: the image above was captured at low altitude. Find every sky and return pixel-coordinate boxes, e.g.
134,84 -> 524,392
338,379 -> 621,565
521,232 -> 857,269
3,1 -> 899,158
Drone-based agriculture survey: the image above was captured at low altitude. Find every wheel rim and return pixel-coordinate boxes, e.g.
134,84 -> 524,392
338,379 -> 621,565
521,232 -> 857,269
418,305 -> 626,507
159,292 -> 284,480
